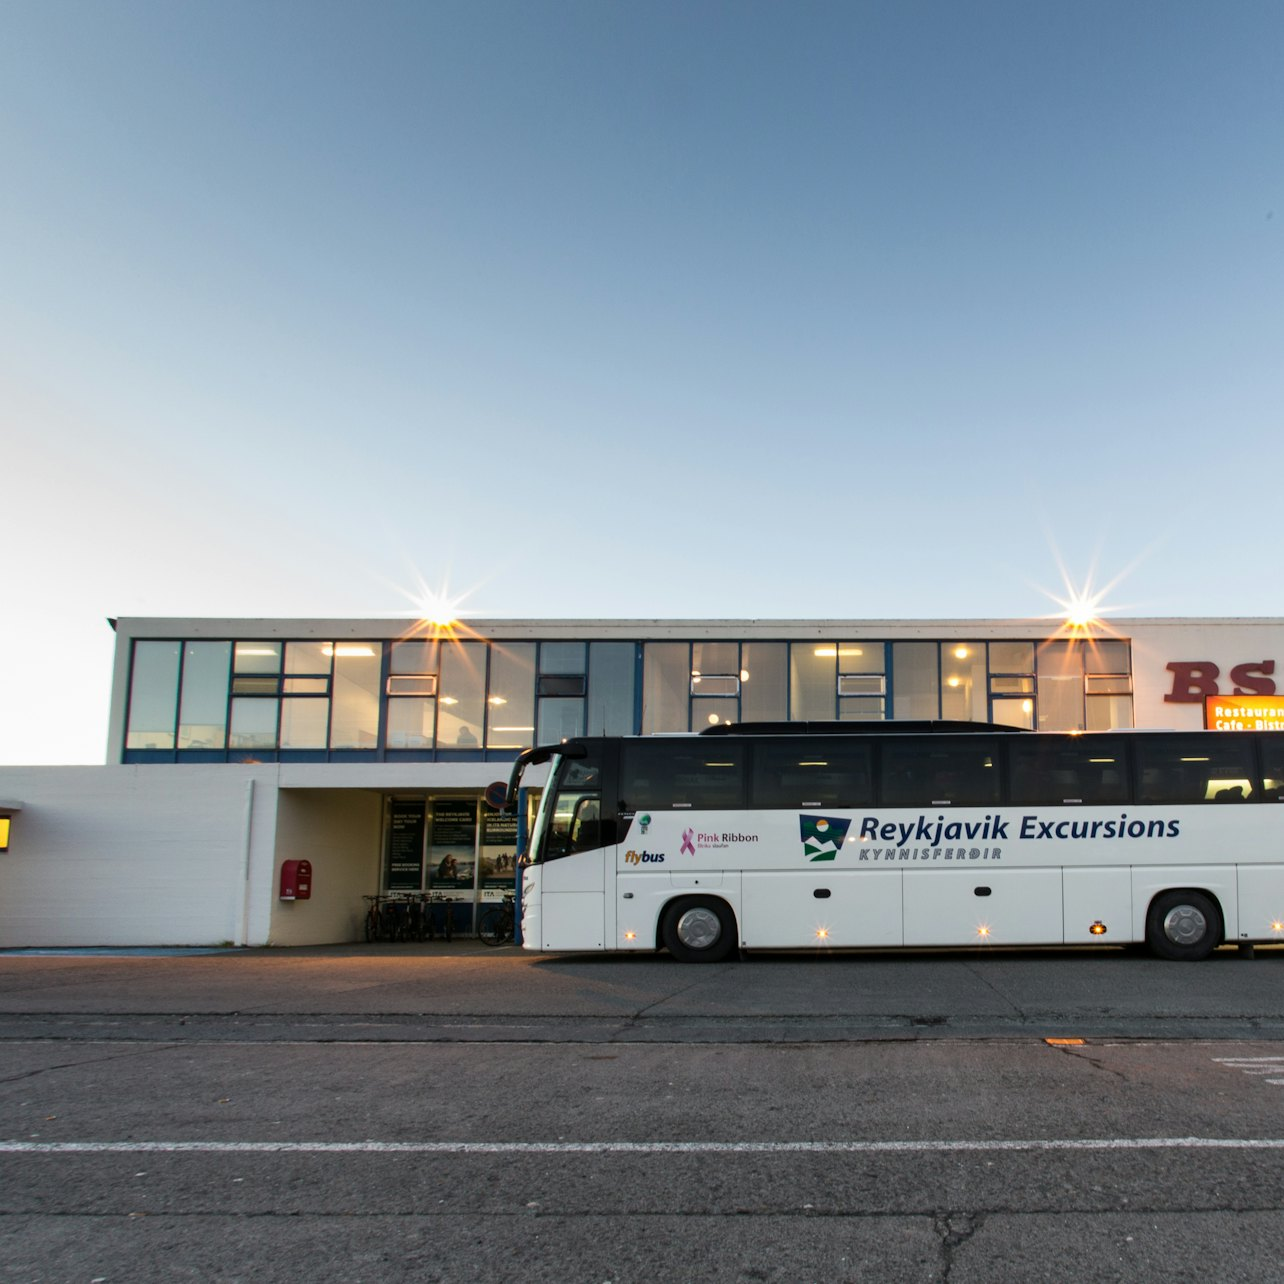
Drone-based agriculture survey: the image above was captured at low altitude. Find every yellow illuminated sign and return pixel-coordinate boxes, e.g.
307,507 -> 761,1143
1205,696 -> 1284,731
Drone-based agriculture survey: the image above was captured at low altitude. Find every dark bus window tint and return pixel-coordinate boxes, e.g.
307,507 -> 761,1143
1134,735 -> 1256,804
1007,737 -> 1130,806
619,742 -> 748,811
752,739 -> 873,809
879,738 -> 1001,808
1260,735 -> 1284,801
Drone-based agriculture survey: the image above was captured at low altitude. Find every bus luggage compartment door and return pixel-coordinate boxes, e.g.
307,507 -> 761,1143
1063,867 -> 1131,944
741,871 -> 902,948
903,868 -> 1063,947
1238,866 -> 1284,942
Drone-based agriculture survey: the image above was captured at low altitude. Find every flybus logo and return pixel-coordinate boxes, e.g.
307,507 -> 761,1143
800,815 -> 852,862
624,850 -> 666,865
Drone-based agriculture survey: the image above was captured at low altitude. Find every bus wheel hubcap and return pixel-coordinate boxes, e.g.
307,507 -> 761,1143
1163,905 -> 1207,946
677,908 -> 721,950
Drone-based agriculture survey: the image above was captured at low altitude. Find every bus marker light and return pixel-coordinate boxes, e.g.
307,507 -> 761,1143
624,932 -> 637,941
1089,921 -> 1107,936
1272,921 -> 1284,933
976,925 -> 991,939
816,928 -> 830,940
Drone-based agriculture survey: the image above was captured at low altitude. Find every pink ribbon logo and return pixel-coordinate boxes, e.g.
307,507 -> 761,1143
680,828 -> 696,856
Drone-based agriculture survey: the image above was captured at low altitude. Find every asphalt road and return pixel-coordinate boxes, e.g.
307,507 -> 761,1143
2,943 -> 1283,1283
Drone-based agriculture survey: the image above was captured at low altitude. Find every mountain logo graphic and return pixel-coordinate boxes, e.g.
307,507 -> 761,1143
800,814 -> 852,862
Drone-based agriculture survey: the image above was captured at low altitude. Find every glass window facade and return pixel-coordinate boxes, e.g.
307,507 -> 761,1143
741,643 -> 786,722
891,643 -> 939,721
438,643 -> 486,749
642,643 -> 689,734
120,632 -> 1136,760
587,642 -> 636,736
177,642 -> 230,750
791,644 -> 835,721
330,645 -> 381,749
837,642 -> 886,720
486,644 -> 535,749
126,641 -> 181,750
939,643 -> 985,722
230,697 -> 278,750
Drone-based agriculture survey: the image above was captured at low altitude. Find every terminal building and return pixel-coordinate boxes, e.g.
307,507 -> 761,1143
3,614 -> 1283,948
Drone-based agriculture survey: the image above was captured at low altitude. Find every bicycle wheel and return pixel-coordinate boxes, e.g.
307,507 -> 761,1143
365,908 -> 378,943
478,907 -> 508,947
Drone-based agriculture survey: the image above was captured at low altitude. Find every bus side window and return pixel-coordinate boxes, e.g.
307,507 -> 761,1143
620,742 -> 747,811
880,738 -> 1001,808
751,740 -> 873,808
1134,736 -> 1255,804
1008,737 -> 1129,806
1259,736 -> 1284,801
570,797 -> 601,852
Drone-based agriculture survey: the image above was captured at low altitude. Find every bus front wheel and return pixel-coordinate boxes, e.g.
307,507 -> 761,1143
1146,890 -> 1222,961
661,897 -> 737,964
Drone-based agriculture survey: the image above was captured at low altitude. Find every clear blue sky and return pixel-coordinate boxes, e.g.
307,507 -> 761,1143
2,1 -> 1282,762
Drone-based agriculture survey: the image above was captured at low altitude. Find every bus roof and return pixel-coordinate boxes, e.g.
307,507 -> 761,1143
698,719 -> 1027,737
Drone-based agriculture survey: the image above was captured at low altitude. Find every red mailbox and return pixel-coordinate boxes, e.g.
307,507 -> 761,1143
280,859 -> 312,901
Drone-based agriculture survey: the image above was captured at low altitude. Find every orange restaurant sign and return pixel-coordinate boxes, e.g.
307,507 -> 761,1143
1204,695 -> 1284,731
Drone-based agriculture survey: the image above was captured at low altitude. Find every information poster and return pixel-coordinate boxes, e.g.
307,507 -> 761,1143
480,809 -> 519,889
429,799 -> 477,889
386,800 -> 426,890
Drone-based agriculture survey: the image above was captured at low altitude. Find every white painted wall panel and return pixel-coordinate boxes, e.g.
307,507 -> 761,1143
0,766 -> 277,948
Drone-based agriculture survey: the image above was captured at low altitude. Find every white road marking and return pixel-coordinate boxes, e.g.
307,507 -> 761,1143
1214,1056 -> 1284,1086
3,1138 -> 1284,1156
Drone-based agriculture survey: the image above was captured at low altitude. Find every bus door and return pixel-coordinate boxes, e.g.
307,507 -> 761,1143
536,747 -> 612,950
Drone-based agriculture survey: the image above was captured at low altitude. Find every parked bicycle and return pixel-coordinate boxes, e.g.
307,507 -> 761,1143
362,892 -> 476,943
363,894 -> 385,943
429,892 -> 455,942
364,893 -> 433,943
478,894 -> 515,947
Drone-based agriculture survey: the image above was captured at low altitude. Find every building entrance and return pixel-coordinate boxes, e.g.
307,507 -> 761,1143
382,794 -> 520,935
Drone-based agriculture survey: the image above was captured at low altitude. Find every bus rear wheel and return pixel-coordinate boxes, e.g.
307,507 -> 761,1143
1146,890 -> 1222,961
661,896 -> 737,963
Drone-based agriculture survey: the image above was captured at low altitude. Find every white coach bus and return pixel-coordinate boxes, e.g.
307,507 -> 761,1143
504,722 -> 1284,962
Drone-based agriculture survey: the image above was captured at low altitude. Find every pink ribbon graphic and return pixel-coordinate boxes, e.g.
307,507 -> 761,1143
680,828 -> 696,856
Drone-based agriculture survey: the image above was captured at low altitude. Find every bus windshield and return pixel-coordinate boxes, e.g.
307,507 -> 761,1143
533,755 -> 602,863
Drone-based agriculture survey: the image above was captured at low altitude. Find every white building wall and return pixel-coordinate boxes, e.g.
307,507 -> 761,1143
0,759 -> 514,949
1128,620 -> 1284,730
0,765 -> 278,948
